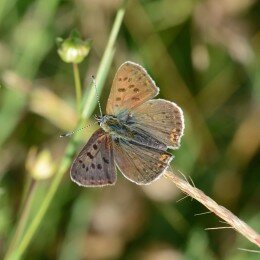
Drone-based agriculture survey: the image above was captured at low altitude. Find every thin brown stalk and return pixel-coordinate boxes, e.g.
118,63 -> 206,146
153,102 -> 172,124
164,170 -> 260,247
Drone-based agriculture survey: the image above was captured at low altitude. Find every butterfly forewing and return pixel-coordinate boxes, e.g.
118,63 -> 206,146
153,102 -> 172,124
106,62 -> 159,116
71,129 -> 116,187
130,99 -> 184,149
113,138 -> 173,185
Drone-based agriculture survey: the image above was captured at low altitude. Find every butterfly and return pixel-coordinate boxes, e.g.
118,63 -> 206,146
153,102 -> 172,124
70,61 -> 184,186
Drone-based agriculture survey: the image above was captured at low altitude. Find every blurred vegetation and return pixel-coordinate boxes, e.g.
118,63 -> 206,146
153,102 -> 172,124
0,0 -> 259,259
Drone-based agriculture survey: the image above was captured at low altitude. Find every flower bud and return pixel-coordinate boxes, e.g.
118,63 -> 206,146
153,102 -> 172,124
57,30 -> 91,64
26,147 -> 55,180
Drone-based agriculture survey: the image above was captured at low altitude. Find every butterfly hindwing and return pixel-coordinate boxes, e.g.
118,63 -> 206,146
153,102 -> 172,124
113,138 -> 173,185
130,99 -> 184,149
106,61 -> 159,116
70,129 -> 116,187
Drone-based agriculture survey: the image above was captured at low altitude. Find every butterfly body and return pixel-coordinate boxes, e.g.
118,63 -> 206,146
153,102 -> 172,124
71,61 -> 184,187
98,113 -> 166,150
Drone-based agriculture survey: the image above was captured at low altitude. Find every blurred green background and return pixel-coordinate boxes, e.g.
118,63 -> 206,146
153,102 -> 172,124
0,0 -> 259,259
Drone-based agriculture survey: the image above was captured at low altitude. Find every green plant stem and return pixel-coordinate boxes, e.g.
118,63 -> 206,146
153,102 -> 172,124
4,180 -> 37,260
81,1 -> 127,119
7,1 -> 128,259
73,63 -> 82,113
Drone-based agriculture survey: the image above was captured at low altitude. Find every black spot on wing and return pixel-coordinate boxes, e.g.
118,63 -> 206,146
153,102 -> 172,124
102,157 -> 109,164
87,152 -> 94,159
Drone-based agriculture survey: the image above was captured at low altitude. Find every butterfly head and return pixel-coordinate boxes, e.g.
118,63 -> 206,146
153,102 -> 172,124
95,114 -> 123,135
95,114 -> 111,132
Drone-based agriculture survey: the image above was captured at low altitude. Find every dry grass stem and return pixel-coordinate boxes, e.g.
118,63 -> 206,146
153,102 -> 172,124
176,195 -> 189,203
164,170 -> 260,247
205,226 -> 234,230
238,248 -> 260,253
194,211 -> 212,216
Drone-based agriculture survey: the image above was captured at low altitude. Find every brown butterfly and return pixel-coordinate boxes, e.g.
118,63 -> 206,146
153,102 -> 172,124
70,61 -> 184,186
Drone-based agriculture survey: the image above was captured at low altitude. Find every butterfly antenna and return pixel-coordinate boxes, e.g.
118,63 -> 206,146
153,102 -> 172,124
91,75 -> 103,117
60,122 -> 98,138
